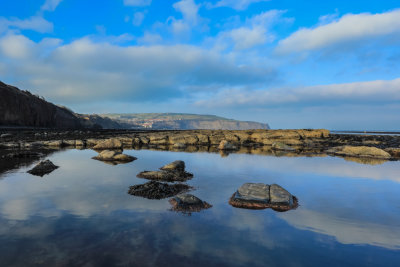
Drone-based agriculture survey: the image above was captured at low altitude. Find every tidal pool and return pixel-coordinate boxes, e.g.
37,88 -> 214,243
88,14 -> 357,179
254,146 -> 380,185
0,149 -> 400,266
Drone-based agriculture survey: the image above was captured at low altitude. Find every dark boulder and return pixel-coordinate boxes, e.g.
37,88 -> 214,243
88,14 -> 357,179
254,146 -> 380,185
27,160 -> 59,177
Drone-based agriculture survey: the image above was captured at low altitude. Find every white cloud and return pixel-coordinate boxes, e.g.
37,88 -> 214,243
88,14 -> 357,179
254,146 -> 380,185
133,11 -> 145,26
195,78 -> 400,108
0,34 -> 274,106
214,10 -> 288,50
281,209 -> 400,250
0,34 -> 34,59
123,0 -> 152,7
277,9 -> 400,54
173,0 -> 199,24
137,32 -> 162,44
229,27 -> 267,50
208,0 -> 271,11
168,0 -> 201,36
0,16 -> 53,34
40,0 -> 63,12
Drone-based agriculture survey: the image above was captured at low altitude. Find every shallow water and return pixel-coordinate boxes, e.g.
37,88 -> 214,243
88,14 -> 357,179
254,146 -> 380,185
0,149 -> 400,266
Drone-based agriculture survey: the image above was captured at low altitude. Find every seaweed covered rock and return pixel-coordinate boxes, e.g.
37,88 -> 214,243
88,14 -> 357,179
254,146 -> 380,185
92,150 -> 137,164
229,183 -> 298,211
27,160 -> 59,177
137,160 -> 193,182
128,181 -> 191,199
169,194 -> 212,213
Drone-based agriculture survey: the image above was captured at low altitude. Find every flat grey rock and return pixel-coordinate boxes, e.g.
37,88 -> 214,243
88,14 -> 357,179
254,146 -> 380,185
229,182 -> 298,211
236,183 -> 270,203
270,184 -> 293,206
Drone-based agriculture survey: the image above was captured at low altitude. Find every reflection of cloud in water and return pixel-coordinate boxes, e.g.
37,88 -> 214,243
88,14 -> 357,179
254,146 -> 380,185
211,153 -> 400,183
279,209 -> 400,250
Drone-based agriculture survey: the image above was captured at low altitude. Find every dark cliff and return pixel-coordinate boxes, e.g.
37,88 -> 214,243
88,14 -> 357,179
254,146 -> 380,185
0,81 -> 84,128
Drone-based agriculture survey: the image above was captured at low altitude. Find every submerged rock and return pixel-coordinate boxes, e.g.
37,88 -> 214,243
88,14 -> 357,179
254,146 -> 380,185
128,181 -> 191,199
169,194 -> 212,213
229,183 -> 298,211
92,150 -> 137,164
27,159 -> 59,177
137,160 -> 193,182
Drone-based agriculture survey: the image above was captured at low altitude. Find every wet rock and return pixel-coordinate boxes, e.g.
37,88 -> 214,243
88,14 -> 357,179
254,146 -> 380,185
75,140 -> 85,147
27,160 -> 59,177
1,151 -> 44,159
43,140 -> 64,147
169,194 -> 212,213
137,160 -> 193,182
229,183 -> 298,211
271,142 -> 295,151
328,146 -> 391,159
173,143 -> 187,148
93,138 -> 123,149
160,160 -> 185,172
128,181 -> 191,199
137,170 -> 192,182
0,133 -> 13,138
92,150 -> 136,163
270,184 -> 293,206
63,140 -> 76,146
385,148 -> 400,158
218,140 -> 237,150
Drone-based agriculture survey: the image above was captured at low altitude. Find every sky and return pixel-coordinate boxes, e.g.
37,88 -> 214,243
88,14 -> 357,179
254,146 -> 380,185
0,0 -> 400,130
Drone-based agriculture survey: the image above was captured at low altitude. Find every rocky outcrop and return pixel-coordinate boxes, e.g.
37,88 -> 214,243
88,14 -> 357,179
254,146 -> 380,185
137,160 -> 193,182
128,181 -> 191,199
229,183 -> 298,211
92,150 -> 136,164
27,159 -> 59,177
169,194 -> 212,213
328,146 -> 391,159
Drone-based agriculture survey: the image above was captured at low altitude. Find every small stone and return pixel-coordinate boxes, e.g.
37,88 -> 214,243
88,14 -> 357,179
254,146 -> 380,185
169,194 -> 212,213
160,160 -> 185,172
92,150 -> 136,164
27,160 -> 59,177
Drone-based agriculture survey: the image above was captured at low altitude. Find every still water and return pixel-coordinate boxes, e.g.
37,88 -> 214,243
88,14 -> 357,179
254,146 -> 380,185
0,149 -> 400,266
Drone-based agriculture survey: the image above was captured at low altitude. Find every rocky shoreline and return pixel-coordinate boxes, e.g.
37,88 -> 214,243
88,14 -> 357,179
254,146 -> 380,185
1,129 -> 400,162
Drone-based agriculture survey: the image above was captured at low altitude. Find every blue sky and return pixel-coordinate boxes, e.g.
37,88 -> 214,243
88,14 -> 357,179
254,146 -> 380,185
0,0 -> 400,130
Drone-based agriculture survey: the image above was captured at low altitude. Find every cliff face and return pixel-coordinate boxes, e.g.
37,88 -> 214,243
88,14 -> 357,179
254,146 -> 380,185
0,81 -> 83,128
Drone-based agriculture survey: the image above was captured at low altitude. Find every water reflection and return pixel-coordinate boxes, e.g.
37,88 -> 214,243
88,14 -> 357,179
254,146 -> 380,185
0,148 -> 399,266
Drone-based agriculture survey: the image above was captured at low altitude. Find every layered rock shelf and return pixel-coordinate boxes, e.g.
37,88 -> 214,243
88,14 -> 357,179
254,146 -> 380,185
1,129 -> 400,161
